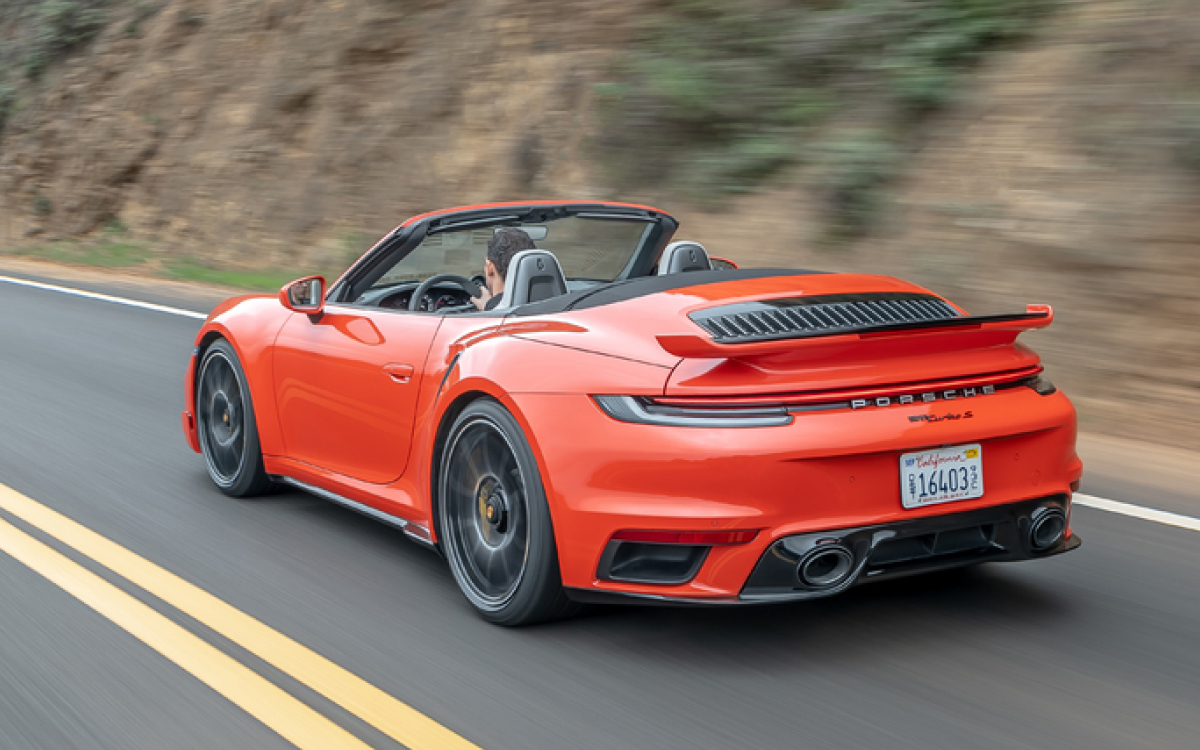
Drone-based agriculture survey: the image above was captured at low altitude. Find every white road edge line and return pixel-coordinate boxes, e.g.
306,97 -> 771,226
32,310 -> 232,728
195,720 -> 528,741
1074,493 -> 1200,533
0,274 -> 209,320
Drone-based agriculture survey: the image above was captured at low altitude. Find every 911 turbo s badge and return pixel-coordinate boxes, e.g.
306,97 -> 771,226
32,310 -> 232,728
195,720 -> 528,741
849,384 -> 995,410
908,411 -> 974,423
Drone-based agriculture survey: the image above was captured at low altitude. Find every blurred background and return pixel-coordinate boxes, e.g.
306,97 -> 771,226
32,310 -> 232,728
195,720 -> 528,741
0,0 -> 1197,450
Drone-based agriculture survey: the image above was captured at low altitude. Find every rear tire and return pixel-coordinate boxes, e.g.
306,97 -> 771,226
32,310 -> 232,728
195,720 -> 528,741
196,338 -> 274,497
438,399 -> 578,626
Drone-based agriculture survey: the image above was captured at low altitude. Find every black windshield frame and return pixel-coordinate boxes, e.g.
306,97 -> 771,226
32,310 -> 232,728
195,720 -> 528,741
330,203 -> 678,306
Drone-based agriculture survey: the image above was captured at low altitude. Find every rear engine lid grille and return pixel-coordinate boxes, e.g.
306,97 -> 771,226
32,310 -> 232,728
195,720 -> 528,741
691,293 -> 961,343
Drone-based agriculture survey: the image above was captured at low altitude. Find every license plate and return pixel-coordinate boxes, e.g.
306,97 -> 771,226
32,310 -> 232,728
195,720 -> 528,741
899,443 -> 984,509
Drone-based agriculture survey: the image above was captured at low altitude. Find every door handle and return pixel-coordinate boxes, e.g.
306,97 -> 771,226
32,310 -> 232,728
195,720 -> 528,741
383,363 -> 414,383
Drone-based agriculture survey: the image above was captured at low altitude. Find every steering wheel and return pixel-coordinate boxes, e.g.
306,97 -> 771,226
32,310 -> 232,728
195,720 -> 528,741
408,274 -> 482,312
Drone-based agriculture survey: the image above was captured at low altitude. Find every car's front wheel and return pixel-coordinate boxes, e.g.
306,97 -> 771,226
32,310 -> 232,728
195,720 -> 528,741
438,399 -> 577,626
196,338 -> 274,497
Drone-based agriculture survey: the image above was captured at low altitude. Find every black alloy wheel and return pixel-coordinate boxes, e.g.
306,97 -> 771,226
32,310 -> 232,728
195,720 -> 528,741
439,399 -> 578,626
196,339 -> 274,497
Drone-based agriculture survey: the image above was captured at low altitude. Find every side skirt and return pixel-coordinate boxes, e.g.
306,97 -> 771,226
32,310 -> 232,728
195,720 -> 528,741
274,476 -> 440,554
563,588 -> 747,607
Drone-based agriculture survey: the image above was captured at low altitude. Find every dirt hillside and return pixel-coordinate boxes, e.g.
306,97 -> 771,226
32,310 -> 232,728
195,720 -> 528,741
0,0 -> 632,267
1,0 -> 1197,450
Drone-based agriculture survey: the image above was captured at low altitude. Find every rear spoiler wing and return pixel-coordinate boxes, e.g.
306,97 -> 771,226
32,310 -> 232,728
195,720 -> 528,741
658,305 -> 1053,359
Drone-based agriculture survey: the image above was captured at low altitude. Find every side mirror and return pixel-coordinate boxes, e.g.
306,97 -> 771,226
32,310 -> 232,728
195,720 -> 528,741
279,276 -> 326,315
710,256 -> 738,270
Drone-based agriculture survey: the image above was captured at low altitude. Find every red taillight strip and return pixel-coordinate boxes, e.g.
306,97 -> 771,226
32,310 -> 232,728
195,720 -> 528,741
651,366 -> 1042,409
611,529 -> 760,545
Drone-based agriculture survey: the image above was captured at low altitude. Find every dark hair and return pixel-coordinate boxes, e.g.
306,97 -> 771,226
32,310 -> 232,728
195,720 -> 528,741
487,227 -> 536,278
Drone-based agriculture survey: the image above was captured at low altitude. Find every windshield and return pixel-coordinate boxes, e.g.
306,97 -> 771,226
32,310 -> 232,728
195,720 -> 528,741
372,216 -> 653,288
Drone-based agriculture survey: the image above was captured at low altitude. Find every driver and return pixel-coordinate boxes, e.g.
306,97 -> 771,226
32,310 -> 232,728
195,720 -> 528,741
472,227 -> 536,311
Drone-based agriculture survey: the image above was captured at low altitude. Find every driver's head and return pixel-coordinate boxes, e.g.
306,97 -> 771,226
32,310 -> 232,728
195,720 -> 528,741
485,227 -> 536,294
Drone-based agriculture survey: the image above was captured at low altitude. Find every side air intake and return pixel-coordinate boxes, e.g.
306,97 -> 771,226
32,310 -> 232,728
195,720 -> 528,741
690,293 -> 961,343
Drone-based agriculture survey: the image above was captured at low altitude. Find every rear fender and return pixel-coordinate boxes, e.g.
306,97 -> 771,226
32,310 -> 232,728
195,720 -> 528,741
421,333 -> 672,545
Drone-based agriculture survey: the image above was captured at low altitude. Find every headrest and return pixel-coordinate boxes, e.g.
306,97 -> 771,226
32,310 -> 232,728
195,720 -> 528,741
493,249 -> 568,310
657,241 -> 713,275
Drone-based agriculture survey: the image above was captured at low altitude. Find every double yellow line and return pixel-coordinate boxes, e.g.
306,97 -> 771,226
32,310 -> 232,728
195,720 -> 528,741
0,483 -> 481,750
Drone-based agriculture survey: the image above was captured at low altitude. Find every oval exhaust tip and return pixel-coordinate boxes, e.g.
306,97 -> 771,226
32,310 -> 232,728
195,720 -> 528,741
797,545 -> 855,588
1029,507 -> 1067,551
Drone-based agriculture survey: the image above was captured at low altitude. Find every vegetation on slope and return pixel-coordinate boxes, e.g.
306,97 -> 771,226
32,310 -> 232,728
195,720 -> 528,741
1,1 -> 112,82
0,1 -> 171,135
595,0 -> 1057,239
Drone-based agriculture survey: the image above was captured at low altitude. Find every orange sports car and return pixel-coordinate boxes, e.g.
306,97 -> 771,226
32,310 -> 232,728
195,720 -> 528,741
183,201 -> 1082,626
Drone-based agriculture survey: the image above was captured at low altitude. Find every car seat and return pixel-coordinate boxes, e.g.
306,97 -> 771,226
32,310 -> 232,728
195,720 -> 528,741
656,241 -> 713,275
493,249 -> 569,309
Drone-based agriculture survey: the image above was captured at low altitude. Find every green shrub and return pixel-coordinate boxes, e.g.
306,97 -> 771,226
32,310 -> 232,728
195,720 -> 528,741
123,0 -> 163,37
0,1 -> 114,82
1176,100 -> 1200,174
816,131 -> 901,240
27,1 -> 111,79
103,217 -> 129,235
0,84 -> 15,136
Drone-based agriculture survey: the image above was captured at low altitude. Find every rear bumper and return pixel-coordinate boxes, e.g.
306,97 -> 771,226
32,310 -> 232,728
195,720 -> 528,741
512,385 -> 1082,600
740,494 -> 1079,602
566,496 -> 1080,606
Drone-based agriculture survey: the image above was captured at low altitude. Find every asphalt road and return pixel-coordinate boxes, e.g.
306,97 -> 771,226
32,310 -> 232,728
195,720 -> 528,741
1,270 -> 1198,750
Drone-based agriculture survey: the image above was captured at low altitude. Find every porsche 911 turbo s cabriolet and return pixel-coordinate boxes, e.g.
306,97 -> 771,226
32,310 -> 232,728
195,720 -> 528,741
183,201 -> 1081,626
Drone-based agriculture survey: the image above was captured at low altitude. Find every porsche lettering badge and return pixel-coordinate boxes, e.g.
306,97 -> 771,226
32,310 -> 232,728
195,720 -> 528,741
849,384 -> 995,410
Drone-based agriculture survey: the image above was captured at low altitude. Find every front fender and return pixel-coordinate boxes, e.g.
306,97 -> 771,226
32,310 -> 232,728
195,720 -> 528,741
184,295 -> 291,456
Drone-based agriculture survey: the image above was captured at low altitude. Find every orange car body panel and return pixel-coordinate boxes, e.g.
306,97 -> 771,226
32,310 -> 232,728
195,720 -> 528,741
184,202 -> 1081,602
271,305 -> 444,483
511,388 -> 1079,596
